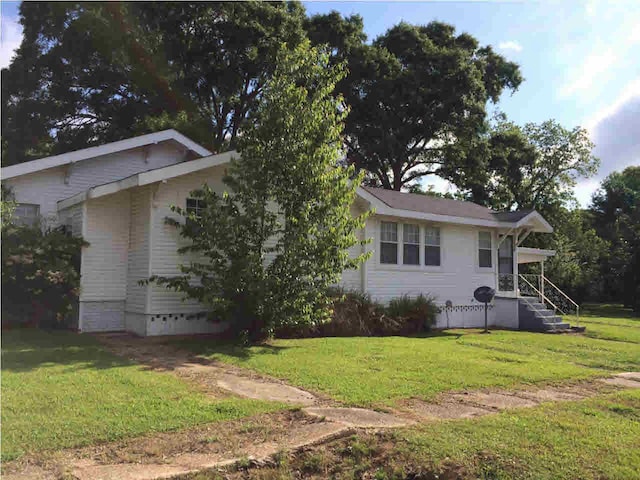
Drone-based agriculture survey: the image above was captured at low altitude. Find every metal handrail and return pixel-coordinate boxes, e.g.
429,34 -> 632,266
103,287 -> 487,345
517,274 -> 565,316
541,274 -> 580,327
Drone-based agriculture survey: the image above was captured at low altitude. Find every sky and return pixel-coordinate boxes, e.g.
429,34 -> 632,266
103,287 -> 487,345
2,1 -> 639,207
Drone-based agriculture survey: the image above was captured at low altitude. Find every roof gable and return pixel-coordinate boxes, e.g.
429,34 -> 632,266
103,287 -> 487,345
1,129 -> 212,180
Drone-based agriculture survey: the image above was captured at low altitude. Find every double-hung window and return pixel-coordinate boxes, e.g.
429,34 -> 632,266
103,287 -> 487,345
478,231 -> 492,268
380,221 -> 398,264
403,224 -> 420,265
424,226 -> 441,266
186,198 -> 206,218
14,203 -> 40,227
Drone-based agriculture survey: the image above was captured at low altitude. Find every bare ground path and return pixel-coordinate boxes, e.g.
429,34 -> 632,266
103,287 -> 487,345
4,333 -> 639,480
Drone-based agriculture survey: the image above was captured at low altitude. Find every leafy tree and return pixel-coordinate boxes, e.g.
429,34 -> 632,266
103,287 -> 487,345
590,166 -> 640,312
2,1 -> 307,165
540,209 -> 609,304
451,119 -> 599,224
342,22 -> 522,190
149,41 -> 370,341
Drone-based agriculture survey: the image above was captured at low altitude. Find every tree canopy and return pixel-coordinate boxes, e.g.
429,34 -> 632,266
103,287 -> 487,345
2,1 -> 307,165
342,22 -> 522,190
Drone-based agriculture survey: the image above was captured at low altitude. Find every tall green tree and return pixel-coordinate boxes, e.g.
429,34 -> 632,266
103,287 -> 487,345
590,166 -> 640,312
450,119 -> 599,224
341,22 -> 522,190
149,41 -> 369,341
2,1 -> 307,166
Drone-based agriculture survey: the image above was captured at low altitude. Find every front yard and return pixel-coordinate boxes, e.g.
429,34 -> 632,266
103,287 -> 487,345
1,329 -> 282,461
2,304 -> 638,479
174,305 -> 640,407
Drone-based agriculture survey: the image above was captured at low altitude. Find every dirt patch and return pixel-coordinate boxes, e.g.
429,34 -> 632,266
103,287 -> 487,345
2,410 -> 351,480
96,334 -> 324,405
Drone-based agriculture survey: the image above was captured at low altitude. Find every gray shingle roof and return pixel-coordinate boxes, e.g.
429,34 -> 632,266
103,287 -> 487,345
362,186 -> 531,223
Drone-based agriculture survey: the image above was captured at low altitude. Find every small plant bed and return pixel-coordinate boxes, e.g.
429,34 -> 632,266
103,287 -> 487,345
176,389 -> 640,480
1,329 -> 284,462
173,307 -> 639,407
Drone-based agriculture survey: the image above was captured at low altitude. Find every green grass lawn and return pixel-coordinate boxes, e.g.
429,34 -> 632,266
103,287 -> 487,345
175,305 -> 639,407
1,329 -> 282,461
222,389 -> 640,480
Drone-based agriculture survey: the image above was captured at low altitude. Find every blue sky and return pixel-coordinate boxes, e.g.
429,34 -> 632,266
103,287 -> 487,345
2,1 -> 639,206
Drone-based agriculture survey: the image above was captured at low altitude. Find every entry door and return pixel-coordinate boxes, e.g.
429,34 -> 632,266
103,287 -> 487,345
498,235 -> 514,292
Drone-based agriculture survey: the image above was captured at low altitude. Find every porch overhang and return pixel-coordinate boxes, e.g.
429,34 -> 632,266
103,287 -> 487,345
517,247 -> 556,264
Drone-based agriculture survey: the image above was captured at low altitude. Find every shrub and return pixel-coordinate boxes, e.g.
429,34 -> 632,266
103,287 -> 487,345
1,224 -> 87,328
277,289 -> 438,338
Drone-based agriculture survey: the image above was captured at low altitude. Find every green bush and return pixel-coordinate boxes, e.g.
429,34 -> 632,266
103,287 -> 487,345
1,224 -> 87,328
277,289 -> 438,338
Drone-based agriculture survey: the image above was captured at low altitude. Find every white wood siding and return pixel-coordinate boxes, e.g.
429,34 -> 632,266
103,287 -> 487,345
125,186 -> 151,314
3,143 -> 185,222
149,165 -> 228,314
81,191 -> 131,302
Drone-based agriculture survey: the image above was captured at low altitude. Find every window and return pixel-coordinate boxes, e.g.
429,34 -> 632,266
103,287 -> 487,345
186,198 -> 206,218
13,203 -> 40,227
380,221 -> 398,264
403,224 -> 420,265
478,231 -> 492,268
424,226 -> 441,266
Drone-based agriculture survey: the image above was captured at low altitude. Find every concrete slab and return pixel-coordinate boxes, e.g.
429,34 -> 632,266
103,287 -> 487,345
513,388 -> 588,402
452,392 -> 539,410
616,372 -> 640,382
599,377 -> 640,389
216,374 -> 317,405
303,407 -> 411,428
405,399 -> 493,420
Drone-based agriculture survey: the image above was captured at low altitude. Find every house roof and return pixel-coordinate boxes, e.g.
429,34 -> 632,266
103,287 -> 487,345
1,129 -> 212,180
358,186 -> 553,233
56,151 -> 553,234
58,150 -> 237,210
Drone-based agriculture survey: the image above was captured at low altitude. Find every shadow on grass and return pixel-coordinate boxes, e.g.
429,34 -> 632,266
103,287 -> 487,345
1,328 -> 131,373
582,303 -> 639,320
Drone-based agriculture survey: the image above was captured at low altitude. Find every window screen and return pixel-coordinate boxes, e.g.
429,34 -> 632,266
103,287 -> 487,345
403,224 -> 420,265
424,226 -> 441,266
380,221 -> 398,264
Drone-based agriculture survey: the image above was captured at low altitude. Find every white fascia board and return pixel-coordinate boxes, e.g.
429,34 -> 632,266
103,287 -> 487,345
138,150 -> 236,186
56,150 -> 236,211
515,211 -> 553,233
2,129 -> 212,180
517,247 -> 556,256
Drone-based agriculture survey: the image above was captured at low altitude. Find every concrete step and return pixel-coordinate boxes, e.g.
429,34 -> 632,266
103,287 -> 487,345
528,308 -> 555,317
543,322 -> 571,331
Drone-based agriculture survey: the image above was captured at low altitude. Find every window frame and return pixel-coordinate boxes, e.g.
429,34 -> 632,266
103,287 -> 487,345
379,221 -> 399,264
477,230 -> 494,270
375,219 -> 443,271
424,226 -> 441,267
186,198 -> 206,218
402,223 -> 420,265
13,203 -> 40,228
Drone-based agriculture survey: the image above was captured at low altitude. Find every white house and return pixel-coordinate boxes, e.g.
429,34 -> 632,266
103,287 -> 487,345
2,131 -> 574,335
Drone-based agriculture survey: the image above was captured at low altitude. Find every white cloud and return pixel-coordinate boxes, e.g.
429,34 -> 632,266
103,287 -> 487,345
573,77 -> 640,207
0,15 -> 22,69
558,47 -> 618,98
498,41 -> 523,53
585,77 -> 640,134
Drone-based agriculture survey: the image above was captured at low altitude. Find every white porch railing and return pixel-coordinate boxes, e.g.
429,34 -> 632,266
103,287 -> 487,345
517,274 -> 580,326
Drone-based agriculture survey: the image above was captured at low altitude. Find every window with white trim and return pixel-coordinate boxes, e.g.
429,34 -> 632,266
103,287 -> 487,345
13,203 -> 40,227
424,226 -> 441,266
186,198 -> 206,218
403,224 -> 420,265
380,221 -> 398,264
478,231 -> 492,268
